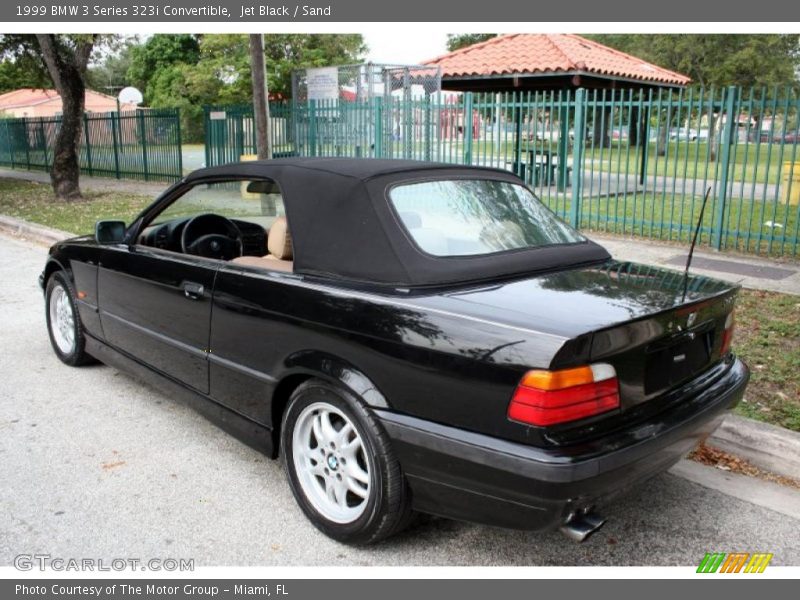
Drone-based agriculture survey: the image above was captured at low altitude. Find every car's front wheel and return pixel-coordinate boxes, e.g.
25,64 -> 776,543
45,271 -> 94,366
281,380 -> 412,544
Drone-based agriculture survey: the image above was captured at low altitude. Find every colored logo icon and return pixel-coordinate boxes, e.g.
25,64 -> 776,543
697,552 -> 773,573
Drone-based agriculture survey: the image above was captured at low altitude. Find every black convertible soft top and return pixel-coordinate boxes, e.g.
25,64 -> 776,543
187,158 -> 610,287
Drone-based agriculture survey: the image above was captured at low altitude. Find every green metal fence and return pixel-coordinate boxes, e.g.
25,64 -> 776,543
205,88 -> 800,257
204,102 -> 295,167
0,108 -> 183,182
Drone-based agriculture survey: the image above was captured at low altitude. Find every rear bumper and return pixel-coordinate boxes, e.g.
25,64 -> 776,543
377,357 -> 749,531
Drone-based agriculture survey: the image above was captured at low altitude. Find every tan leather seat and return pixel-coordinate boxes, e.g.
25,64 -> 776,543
232,217 -> 293,272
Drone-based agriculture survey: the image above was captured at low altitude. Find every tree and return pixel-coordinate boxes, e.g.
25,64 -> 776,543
126,34 -> 200,92
586,34 -> 800,90
35,35 -> 98,200
250,34 -> 272,160
127,34 -> 366,142
0,35 -> 123,199
261,34 -> 366,97
0,54 -> 51,93
87,40 -> 137,92
446,34 -> 497,52
588,35 -> 800,159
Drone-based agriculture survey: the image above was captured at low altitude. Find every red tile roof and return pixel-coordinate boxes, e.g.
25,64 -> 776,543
0,88 -> 60,109
424,34 -> 691,86
0,88 -> 136,112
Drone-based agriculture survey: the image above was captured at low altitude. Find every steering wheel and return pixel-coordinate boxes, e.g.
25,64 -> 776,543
181,213 -> 243,261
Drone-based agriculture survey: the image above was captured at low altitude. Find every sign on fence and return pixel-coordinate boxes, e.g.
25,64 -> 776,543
306,67 -> 340,102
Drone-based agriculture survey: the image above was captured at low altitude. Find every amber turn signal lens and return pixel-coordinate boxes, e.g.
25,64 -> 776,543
520,366 -> 594,391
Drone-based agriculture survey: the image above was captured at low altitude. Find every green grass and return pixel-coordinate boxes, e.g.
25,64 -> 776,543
536,191 -> 800,257
0,178 -> 152,235
733,289 -> 800,432
312,138 -> 799,188
585,141 -> 799,186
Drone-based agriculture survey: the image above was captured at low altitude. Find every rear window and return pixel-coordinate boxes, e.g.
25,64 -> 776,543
389,179 -> 585,257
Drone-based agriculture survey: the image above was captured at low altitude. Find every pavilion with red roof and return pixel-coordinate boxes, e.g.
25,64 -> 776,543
423,33 -> 690,93
423,34 -> 690,189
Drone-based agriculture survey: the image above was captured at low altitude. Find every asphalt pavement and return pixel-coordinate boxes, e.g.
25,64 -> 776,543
1,234 -> 798,567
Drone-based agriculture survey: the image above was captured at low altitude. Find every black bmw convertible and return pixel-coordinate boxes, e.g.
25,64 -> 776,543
41,158 -> 748,544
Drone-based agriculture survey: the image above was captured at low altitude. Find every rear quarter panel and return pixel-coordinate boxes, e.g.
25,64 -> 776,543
208,266 -> 567,445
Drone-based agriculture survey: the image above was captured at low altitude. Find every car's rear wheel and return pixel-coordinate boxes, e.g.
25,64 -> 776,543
45,271 -> 94,366
281,379 -> 413,544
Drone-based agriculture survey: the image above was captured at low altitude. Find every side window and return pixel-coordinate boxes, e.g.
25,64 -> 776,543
153,179 -> 285,230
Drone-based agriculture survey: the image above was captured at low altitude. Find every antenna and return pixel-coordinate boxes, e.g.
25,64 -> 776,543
682,186 -> 713,302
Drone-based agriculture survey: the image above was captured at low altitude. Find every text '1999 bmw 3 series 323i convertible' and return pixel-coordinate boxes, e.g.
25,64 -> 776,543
41,158 -> 749,544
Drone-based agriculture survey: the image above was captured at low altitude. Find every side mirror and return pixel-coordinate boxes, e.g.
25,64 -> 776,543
95,220 -> 126,244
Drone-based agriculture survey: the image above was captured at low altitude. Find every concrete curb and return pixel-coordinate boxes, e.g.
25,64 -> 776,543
706,414 -> 800,481
669,459 -> 800,520
1,214 -> 798,484
0,214 -> 72,247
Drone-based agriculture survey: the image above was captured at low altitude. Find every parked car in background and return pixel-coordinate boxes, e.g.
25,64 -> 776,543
41,158 -> 749,545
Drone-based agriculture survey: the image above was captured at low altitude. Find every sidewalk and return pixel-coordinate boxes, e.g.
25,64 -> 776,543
1,166 -> 798,295
591,233 -> 800,296
0,167 -> 168,198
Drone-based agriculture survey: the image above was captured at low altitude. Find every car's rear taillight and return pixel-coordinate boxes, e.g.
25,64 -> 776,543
507,364 -> 620,427
720,310 -> 735,355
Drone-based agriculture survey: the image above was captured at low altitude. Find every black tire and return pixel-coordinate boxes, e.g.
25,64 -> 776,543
280,379 -> 413,544
45,270 -> 95,366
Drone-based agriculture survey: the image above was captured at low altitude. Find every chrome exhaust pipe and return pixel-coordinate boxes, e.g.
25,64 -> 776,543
559,510 -> 606,543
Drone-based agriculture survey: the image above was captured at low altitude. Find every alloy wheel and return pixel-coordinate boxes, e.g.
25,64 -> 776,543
291,401 -> 372,524
49,284 -> 75,355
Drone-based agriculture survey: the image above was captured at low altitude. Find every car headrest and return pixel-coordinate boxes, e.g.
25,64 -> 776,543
268,217 -> 293,260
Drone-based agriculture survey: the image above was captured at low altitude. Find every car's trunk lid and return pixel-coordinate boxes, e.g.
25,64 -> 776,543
424,260 -> 737,411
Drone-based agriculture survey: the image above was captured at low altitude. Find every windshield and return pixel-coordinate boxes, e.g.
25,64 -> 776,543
389,179 -> 585,257
152,180 -> 285,229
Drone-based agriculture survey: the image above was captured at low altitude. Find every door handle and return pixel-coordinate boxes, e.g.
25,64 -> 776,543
182,281 -> 205,300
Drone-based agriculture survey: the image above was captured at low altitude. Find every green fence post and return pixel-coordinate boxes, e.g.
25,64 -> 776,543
24,121 -> 31,170
374,97 -> 383,158
175,109 -> 183,179
40,118 -> 49,169
309,100 -> 318,157
8,121 -> 15,169
557,92 -> 570,192
570,89 -> 587,228
83,113 -> 93,176
463,92 -> 474,165
713,86 -> 738,250
640,98 -> 651,185
138,110 -> 149,181
235,111 -> 244,159
203,108 -> 211,168
514,95 -> 523,179
110,111 -> 121,179
424,94 -> 432,162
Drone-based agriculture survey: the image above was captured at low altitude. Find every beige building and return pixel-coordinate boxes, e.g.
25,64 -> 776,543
0,88 -> 137,118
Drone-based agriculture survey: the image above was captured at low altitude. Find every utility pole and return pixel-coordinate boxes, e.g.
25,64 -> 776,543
249,33 -> 272,159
